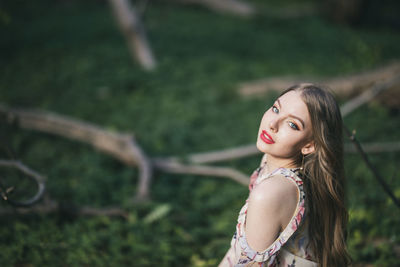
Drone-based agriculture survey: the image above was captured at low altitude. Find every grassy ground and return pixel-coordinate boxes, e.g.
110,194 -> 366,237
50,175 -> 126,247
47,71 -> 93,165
1,0 -> 400,266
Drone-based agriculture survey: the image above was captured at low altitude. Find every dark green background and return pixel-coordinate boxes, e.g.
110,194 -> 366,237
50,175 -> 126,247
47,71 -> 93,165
1,0 -> 399,266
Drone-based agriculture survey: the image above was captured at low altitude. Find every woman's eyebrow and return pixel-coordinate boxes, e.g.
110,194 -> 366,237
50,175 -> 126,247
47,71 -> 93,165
277,99 -> 305,128
289,114 -> 305,128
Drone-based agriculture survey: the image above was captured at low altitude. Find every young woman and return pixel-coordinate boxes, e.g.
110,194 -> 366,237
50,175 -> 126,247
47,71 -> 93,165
219,84 -> 350,267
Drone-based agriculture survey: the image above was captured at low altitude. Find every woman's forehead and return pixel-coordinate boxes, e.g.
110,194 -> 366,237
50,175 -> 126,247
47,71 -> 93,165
278,91 -> 305,109
277,91 -> 310,122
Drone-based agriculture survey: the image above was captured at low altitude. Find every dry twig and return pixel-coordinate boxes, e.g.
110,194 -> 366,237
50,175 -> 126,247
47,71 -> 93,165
344,127 -> 400,209
0,160 -> 46,206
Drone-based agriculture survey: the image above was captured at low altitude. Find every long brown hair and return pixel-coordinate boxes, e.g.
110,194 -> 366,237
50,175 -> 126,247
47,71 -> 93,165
281,84 -> 350,266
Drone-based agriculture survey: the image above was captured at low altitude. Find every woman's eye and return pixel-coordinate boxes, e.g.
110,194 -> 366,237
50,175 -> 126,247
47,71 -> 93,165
289,122 -> 299,130
272,106 -> 279,113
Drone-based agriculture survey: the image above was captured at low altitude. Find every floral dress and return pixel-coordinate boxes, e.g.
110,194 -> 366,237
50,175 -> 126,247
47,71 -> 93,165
218,165 -> 318,267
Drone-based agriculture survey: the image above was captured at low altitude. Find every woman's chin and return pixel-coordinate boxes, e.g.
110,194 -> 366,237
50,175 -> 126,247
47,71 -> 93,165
256,140 -> 269,153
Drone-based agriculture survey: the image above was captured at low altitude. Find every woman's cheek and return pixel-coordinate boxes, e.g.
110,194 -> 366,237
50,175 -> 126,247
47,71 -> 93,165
279,129 -> 291,141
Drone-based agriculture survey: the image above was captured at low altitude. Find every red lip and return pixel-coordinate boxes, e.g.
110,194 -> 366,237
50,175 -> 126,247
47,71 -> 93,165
260,130 -> 275,144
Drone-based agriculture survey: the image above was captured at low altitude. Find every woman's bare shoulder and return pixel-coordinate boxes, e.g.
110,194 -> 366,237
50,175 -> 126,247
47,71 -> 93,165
249,173 -> 298,206
245,174 -> 299,251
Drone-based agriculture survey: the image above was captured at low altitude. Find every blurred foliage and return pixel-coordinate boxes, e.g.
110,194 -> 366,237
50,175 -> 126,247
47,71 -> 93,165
0,0 -> 400,266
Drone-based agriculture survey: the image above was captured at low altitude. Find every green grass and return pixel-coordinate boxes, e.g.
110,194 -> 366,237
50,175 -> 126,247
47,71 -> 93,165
1,0 -> 400,265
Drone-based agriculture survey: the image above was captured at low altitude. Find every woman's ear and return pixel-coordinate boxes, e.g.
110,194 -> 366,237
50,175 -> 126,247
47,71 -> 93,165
301,141 -> 315,155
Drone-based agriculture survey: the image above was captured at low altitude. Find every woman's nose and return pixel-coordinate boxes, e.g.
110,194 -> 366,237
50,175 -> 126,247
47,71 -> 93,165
269,119 -> 278,132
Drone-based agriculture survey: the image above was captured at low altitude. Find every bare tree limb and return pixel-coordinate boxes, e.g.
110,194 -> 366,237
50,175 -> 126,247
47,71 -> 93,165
156,144 -> 259,165
340,75 -> 400,116
108,0 -> 156,70
0,105 -> 152,201
126,138 -> 153,201
1,107 -> 137,165
238,62 -> 400,98
152,159 -> 249,185
173,0 -> 255,16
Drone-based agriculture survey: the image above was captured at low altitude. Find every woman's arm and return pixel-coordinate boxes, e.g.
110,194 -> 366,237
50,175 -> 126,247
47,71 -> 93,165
244,174 -> 298,252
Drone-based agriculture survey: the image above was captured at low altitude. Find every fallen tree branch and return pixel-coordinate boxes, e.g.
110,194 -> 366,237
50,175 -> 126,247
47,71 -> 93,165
157,144 -> 259,165
108,0 -> 156,70
340,75 -> 400,116
238,62 -> 400,98
0,105 -> 152,201
152,159 -> 249,185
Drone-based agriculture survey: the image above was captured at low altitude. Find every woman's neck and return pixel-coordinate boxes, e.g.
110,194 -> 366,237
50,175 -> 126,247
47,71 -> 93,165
264,155 -> 298,174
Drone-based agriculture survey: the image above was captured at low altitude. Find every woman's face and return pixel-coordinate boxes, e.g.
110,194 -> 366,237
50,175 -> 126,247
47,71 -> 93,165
256,90 -> 315,166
